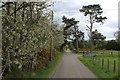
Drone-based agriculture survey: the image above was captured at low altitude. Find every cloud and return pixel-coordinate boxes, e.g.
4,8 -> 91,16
94,26 -> 118,38
52,0 -> 119,40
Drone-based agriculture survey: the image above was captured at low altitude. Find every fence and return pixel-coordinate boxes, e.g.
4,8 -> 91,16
89,57 -> 118,73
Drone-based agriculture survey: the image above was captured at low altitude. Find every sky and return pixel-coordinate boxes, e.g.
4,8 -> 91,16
51,0 -> 119,40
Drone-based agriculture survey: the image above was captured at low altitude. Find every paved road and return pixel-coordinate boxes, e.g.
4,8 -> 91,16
51,50 -> 97,78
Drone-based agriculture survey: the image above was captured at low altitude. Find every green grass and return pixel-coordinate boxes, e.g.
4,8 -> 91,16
78,50 -> 119,79
3,51 -> 63,79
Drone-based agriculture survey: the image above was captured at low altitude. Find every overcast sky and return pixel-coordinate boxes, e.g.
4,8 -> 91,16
51,0 -> 119,40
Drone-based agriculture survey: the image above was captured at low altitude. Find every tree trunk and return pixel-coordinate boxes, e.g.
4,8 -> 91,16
89,15 -> 94,50
74,26 -> 79,53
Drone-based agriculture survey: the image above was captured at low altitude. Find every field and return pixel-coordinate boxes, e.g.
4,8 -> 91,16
78,50 -> 119,79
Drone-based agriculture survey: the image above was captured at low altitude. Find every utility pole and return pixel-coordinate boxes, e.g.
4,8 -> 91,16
49,10 -> 53,61
0,7 -> 2,80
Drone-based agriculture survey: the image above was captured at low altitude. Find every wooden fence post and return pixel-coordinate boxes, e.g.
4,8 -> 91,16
107,59 -> 109,71
94,58 -> 96,65
102,59 -> 104,69
114,60 -> 116,72
98,58 -> 100,64
92,57 -> 94,64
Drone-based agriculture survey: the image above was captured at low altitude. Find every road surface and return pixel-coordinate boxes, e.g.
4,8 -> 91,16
51,50 -> 97,78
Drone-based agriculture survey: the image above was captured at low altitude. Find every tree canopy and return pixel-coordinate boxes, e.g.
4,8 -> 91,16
92,29 -> 106,49
61,16 -> 84,52
79,4 -> 107,49
1,2 -> 64,79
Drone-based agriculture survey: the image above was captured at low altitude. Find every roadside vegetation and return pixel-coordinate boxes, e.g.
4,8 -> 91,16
3,51 -> 63,79
1,2 -> 64,79
78,50 -> 119,79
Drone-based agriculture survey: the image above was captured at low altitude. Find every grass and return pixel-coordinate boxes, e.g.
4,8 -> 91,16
3,51 -> 63,79
78,50 -> 119,80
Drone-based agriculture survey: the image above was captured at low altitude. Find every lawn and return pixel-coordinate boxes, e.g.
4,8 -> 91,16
78,50 -> 119,79
3,51 -> 63,79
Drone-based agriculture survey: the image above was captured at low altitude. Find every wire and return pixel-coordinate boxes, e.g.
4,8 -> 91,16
53,9 -> 117,13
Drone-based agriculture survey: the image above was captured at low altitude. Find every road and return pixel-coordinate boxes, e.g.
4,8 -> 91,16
51,50 -> 97,78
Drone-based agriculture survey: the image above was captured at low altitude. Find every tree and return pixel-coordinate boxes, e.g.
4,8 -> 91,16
1,2 -> 64,79
62,16 -> 83,53
61,16 -> 79,50
105,40 -> 120,50
80,4 -> 107,50
114,28 -> 120,50
118,29 -> 120,42
115,29 -> 120,42
92,29 -> 106,49
73,31 -> 84,49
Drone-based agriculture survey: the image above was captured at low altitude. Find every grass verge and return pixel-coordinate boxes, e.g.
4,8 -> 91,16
78,56 -> 118,80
